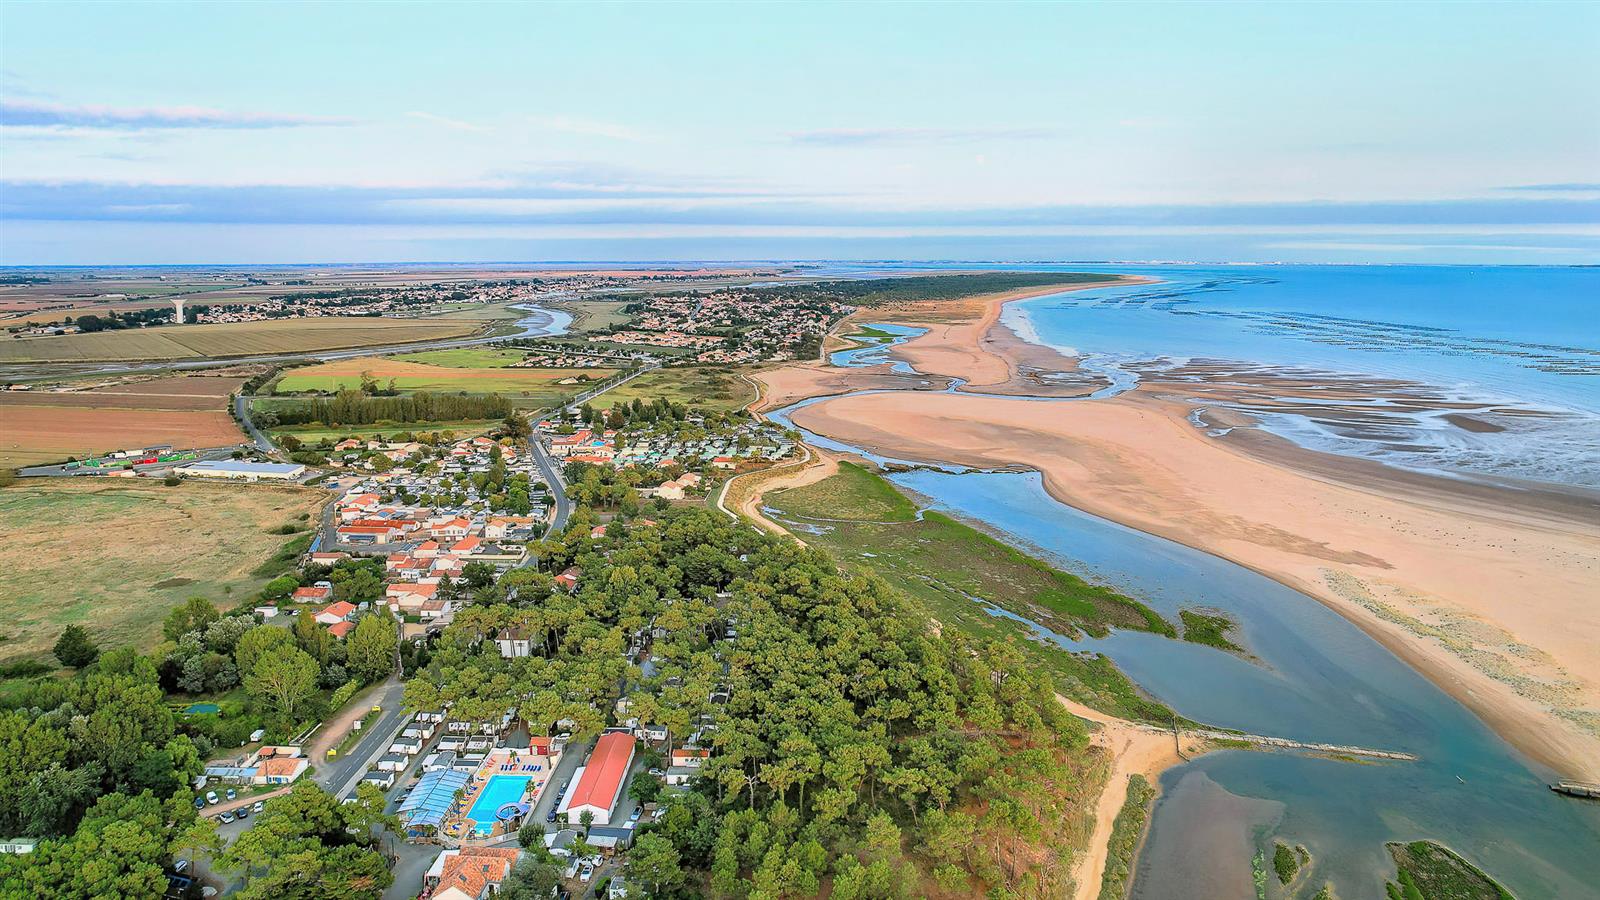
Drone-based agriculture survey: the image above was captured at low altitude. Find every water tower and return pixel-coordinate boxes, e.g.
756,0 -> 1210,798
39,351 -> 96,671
173,297 -> 185,324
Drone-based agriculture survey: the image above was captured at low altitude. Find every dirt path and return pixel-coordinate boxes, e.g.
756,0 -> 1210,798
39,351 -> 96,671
306,677 -> 393,766
717,443 -> 840,542
1057,695 -> 1206,900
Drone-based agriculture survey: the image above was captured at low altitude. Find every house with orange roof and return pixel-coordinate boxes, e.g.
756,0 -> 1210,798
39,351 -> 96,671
424,847 -> 522,900
254,756 -> 309,785
327,620 -> 355,640
314,601 -> 357,625
292,585 -> 332,603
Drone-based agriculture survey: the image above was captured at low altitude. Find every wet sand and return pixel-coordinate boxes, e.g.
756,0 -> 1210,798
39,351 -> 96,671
775,286 -> 1600,782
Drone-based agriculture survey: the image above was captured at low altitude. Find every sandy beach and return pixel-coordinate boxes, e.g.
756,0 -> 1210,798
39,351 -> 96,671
771,285 -> 1600,781
1056,696 -> 1208,900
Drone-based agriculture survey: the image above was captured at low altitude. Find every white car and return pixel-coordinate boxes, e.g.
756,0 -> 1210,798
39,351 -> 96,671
205,791 -> 220,806
580,865 -> 594,883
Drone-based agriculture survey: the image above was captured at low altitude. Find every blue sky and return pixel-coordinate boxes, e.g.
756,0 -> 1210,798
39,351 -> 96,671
1,1 -> 1596,264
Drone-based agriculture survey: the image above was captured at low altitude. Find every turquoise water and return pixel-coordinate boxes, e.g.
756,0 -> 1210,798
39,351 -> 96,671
466,775 -> 530,835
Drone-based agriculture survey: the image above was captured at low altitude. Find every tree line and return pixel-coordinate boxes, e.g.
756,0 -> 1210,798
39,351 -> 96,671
270,389 -> 512,426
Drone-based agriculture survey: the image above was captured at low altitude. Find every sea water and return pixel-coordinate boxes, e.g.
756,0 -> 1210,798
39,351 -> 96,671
1006,265 -> 1600,488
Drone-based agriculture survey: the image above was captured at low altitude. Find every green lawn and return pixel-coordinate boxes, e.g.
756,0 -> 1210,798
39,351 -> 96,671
593,366 -> 758,413
270,419 -> 500,444
766,462 -> 1186,724
393,347 -> 528,368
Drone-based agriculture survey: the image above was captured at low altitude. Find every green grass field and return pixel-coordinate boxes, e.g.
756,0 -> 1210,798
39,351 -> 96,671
271,357 -> 617,397
269,419 -> 500,444
766,462 -> 1185,723
594,366 -> 757,413
392,347 -> 528,367
0,479 -> 327,659
560,299 -> 635,333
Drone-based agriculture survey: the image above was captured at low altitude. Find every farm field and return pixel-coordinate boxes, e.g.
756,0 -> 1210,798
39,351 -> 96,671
593,365 -> 758,413
273,357 -> 617,396
0,375 -> 245,466
394,347 -> 527,367
0,316 -> 481,362
0,479 -> 326,659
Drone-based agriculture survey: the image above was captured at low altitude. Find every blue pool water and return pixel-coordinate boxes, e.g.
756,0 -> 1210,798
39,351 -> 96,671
466,775 -> 530,835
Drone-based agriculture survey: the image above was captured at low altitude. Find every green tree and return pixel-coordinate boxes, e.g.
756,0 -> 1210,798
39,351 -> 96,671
344,615 -> 396,684
53,625 -> 99,668
627,832 -> 686,895
293,610 -> 334,664
500,845 -> 564,900
245,646 -> 319,722
235,624 -> 295,677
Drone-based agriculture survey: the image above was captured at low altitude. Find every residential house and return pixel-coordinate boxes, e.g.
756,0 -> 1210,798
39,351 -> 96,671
314,601 -> 357,625
425,847 -> 522,900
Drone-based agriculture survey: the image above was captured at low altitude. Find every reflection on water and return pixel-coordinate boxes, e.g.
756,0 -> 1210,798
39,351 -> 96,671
888,468 -> 1600,900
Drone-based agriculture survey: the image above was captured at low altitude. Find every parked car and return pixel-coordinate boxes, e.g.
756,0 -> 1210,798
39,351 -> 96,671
219,812 -> 235,824
205,791 -> 219,806
546,807 -> 559,823
252,800 -> 265,814
628,807 -> 642,823
236,806 -> 249,819
580,865 -> 593,883
173,860 -> 189,875
193,796 -> 206,810
225,788 -> 237,801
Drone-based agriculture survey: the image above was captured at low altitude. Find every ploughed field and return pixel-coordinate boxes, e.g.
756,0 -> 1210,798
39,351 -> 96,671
0,375 -> 246,467
0,479 -> 325,659
0,317 -> 481,362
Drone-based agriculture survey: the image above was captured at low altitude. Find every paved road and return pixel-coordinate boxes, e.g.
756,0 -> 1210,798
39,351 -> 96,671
319,675 -> 411,801
526,435 -> 572,543
234,394 -> 277,454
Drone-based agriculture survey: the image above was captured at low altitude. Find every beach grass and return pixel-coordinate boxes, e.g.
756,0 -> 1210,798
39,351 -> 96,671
1385,841 -> 1514,900
1098,774 -> 1156,900
1180,609 -> 1246,654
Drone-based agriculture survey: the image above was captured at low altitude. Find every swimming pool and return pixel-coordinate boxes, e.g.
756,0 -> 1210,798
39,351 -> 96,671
465,775 -> 530,836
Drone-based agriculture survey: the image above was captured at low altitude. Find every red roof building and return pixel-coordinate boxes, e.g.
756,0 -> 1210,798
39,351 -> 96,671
561,731 -> 636,825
